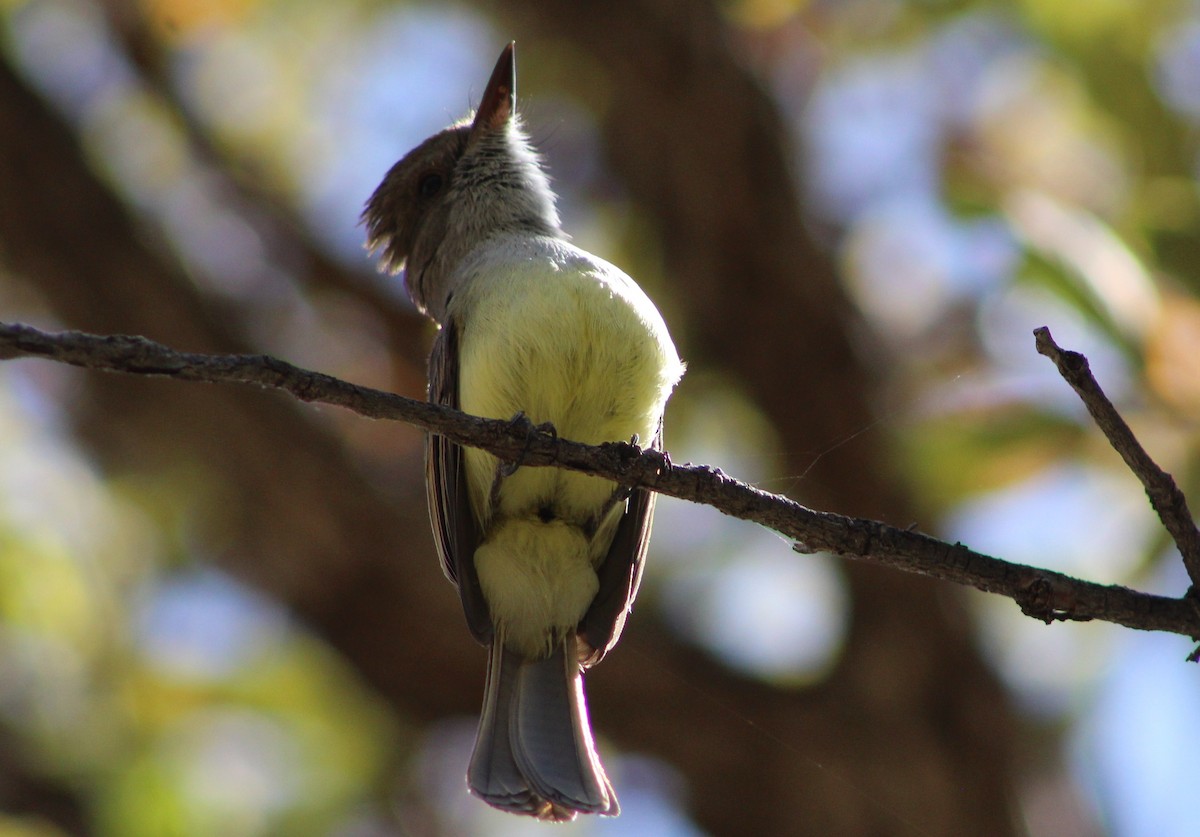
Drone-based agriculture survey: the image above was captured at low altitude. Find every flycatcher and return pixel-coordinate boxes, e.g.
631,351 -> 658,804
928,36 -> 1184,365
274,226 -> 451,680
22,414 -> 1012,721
363,42 -> 683,821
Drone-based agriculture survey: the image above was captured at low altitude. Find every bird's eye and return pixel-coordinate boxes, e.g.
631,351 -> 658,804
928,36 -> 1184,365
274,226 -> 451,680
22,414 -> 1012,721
418,172 -> 444,199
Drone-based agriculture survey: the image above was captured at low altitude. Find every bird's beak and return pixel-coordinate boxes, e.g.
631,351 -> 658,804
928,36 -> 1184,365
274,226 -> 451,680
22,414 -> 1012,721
472,41 -> 516,137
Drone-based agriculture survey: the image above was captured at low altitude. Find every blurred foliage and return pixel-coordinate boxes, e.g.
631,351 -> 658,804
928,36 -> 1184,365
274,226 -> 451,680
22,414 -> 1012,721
2,0 -> 1200,834
0,372 -> 397,837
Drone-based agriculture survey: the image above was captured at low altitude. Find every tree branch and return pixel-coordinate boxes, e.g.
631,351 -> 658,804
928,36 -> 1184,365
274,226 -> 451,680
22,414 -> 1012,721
4,320 -> 1199,643
1034,326 -> 1200,593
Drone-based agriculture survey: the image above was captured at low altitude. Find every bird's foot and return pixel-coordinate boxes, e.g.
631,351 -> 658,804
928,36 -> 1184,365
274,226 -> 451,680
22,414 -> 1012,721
491,414 -> 559,510
499,412 -> 557,478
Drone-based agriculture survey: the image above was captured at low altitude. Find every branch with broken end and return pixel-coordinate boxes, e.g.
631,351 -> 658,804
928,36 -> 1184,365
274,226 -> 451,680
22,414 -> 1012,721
1034,326 -> 1200,592
2,320 -> 1199,653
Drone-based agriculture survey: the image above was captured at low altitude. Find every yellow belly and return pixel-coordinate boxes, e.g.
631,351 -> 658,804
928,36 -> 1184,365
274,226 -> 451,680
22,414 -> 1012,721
453,247 -> 681,655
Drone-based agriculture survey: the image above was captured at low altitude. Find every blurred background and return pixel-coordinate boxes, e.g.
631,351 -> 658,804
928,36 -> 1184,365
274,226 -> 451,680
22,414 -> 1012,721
1,0 -> 1199,835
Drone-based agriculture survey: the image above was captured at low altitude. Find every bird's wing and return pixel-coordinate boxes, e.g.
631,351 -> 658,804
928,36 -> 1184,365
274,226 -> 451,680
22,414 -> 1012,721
428,317 -> 493,645
577,423 -> 662,666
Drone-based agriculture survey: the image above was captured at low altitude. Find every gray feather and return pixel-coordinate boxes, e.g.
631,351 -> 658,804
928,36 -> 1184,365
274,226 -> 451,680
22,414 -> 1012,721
468,636 -> 617,821
466,639 -> 542,815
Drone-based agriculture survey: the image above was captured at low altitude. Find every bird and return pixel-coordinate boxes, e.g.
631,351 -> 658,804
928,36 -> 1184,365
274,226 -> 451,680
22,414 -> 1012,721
362,42 -> 683,821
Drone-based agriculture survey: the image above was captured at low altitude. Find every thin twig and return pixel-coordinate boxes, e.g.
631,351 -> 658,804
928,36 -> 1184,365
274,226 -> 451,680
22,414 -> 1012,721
3,321 -> 1199,642
1034,326 -> 1200,593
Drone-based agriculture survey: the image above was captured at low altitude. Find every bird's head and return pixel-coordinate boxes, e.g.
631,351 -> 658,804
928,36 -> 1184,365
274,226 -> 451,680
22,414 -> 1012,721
362,42 -> 559,321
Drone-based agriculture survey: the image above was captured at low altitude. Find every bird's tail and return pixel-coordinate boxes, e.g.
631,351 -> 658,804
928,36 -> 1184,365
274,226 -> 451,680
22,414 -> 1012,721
467,633 -> 618,821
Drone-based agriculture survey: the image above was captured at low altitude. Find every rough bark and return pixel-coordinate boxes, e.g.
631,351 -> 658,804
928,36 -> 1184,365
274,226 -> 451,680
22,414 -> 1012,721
6,321 -> 1198,641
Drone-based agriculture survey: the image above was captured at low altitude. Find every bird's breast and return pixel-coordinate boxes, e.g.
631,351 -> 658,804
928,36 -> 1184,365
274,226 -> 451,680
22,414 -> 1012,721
454,249 -> 680,532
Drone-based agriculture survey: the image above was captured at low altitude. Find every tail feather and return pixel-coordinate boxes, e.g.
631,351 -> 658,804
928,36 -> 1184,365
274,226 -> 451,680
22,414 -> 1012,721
465,639 -> 543,815
468,634 -> 618,821
511,640 -> 617,815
